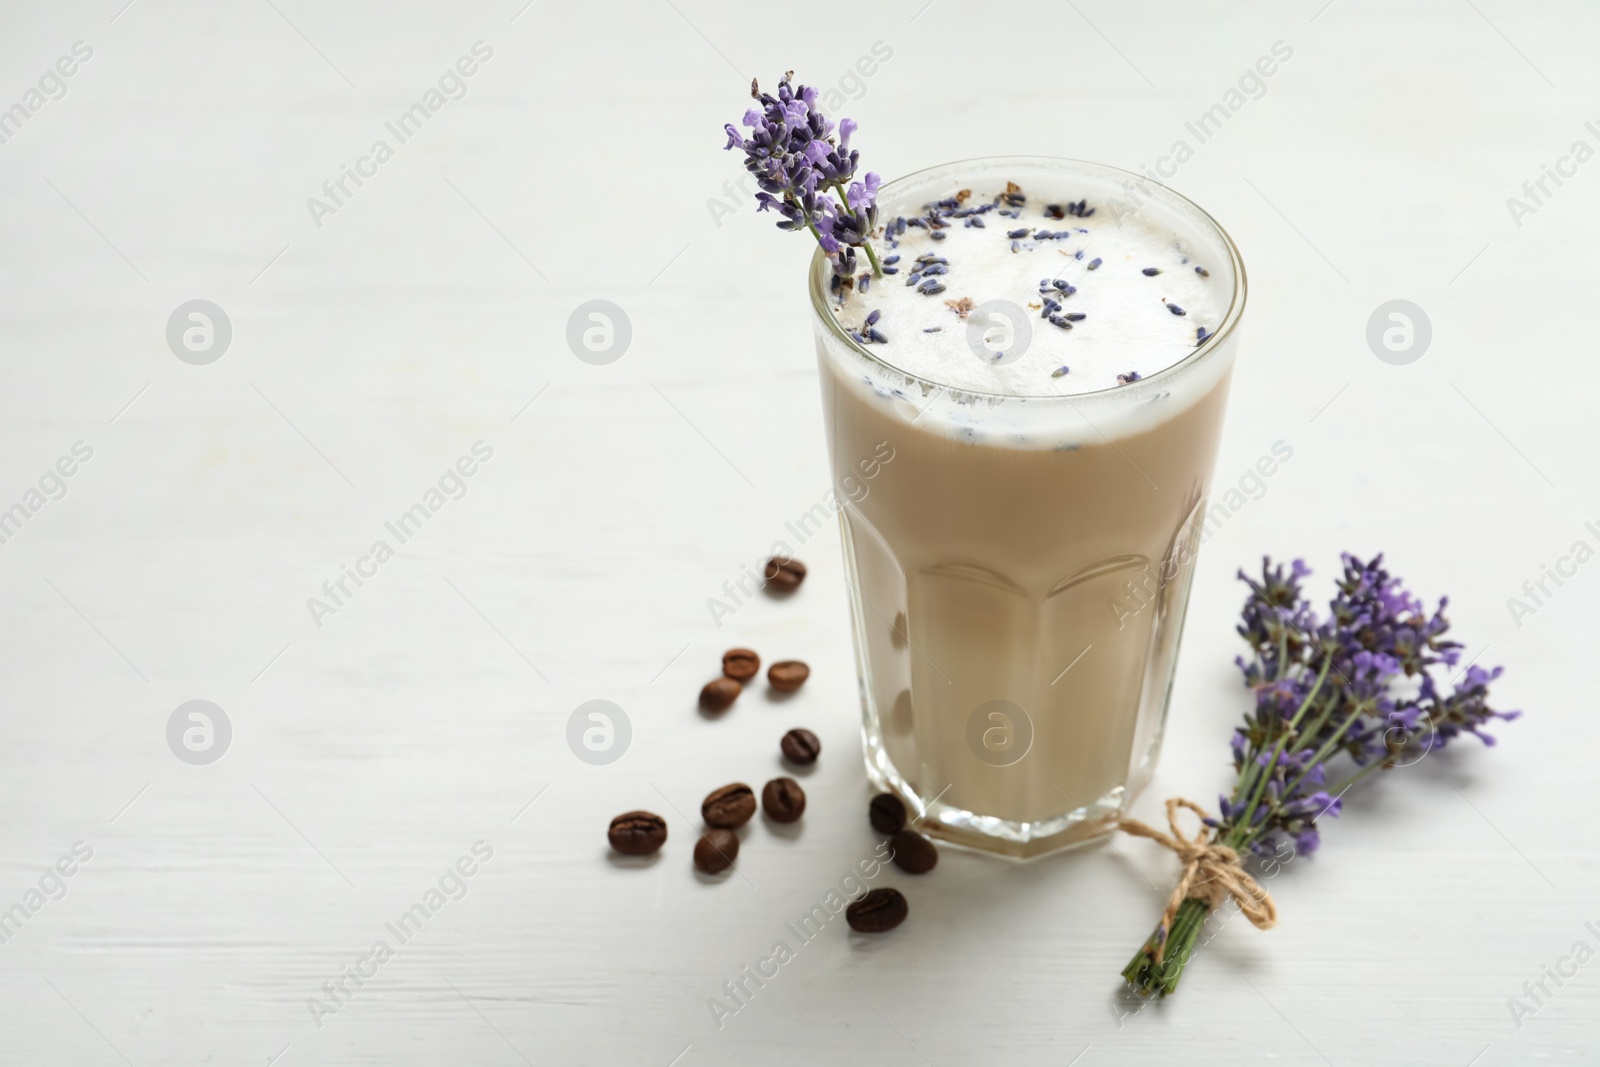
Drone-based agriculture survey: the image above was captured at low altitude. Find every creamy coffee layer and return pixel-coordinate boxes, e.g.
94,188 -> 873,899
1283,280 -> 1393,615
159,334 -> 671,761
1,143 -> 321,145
822,344 -> 1232,835
825,184 -> 1223,397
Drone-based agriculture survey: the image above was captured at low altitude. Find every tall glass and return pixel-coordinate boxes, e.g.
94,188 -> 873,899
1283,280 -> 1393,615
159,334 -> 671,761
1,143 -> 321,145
813,157 -> 1245,858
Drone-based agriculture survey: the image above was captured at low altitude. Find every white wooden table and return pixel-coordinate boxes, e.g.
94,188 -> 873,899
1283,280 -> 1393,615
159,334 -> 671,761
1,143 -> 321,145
0,1 -> 1595,1063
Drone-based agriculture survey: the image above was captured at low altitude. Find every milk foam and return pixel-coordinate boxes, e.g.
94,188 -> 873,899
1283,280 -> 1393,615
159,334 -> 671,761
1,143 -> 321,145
826,185 -> 1225,397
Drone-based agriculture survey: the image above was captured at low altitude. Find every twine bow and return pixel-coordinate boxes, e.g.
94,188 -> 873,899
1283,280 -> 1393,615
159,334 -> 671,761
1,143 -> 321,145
1116,798 -> 1278,962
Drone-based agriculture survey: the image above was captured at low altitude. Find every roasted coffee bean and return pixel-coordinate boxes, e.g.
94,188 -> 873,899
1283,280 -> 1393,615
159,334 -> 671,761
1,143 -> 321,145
869,792 -> 907,835
699,676 -> 741,713
702,783 -> 757,829
767,660 -> 810,693
607,811 -> 667,856
764,556 -> 807,592
780,727 -> 821,765
846,887 -> 908,933
888,830 -> 938,874
722,648 -> 761,681
694,828 -> 739,874
762,777 -> 806,823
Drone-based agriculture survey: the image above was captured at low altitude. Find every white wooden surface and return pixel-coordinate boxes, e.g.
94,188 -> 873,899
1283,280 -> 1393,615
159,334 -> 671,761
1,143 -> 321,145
0,1 -> 1595,1063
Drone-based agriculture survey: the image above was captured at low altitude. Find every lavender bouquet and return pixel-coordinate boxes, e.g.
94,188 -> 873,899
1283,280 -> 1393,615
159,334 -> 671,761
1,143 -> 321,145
1118,553 -> 1520,997
723,72 -> 883,295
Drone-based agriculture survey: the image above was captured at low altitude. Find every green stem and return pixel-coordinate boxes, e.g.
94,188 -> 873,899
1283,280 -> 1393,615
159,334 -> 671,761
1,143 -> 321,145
1322,754 -> 1389,797
1120,897 -> 1213,997
860,235 -> 884,278
1233,657 -> 1333,815
1280,695 -> 1378,799
827,182 -> 883,278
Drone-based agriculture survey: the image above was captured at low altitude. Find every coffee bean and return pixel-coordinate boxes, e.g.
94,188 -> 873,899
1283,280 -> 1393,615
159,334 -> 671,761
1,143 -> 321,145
767,660 -> 810,693
607,811 -> 667,856
764,556 -> 807,592
694,828 -> 739,874
761,777 -> 806,823
699,676 -> 741,713
780,727 -> 821,765
702,783 -> 757,829
888,830 -> 938,874
722,648 -> 760,681
869,792 -> 907,835
846,887 -> 908,933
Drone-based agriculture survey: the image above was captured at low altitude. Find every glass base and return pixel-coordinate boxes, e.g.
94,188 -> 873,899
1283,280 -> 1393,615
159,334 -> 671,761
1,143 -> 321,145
862,724 -> 1163,861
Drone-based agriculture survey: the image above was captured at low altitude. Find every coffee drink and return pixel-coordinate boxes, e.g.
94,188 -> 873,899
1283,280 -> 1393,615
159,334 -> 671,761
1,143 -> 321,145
813,158 -> 1243,857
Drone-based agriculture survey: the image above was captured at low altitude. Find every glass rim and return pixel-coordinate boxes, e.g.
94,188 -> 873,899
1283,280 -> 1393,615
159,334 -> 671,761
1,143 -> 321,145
807,154 -> 1248,402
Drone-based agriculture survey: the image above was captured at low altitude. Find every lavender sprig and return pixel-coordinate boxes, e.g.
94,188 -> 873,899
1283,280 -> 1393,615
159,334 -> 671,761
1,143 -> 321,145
723,72 -> 882,288
1121,553 -> 1519,998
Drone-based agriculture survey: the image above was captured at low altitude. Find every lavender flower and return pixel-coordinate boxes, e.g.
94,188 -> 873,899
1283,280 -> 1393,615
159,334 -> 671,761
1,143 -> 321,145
722,72 -> 883,287
1122,553 -> 1518,998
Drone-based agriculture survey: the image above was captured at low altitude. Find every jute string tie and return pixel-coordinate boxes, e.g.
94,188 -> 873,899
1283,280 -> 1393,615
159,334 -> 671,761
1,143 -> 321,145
1116,797 -> 1278,963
